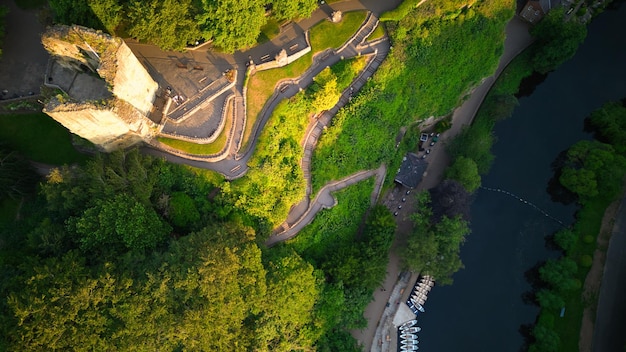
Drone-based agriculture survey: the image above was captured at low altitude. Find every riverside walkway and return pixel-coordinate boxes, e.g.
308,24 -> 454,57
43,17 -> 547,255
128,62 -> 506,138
355,15 -> 534,352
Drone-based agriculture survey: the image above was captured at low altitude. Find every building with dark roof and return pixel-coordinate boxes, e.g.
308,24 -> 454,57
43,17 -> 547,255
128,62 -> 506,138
394,153 -> 428,189
520,0 -> 557,23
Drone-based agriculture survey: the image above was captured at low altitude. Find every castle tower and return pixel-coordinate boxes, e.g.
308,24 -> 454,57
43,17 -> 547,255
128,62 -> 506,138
41,25 -> 159,151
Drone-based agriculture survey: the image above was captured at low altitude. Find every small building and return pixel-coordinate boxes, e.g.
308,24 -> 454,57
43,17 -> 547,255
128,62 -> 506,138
520,0 -> 554,23
394,153 -> 428,189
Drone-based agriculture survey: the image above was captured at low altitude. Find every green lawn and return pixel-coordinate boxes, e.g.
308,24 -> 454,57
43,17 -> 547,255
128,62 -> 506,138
158,101 -> 233,155
242,11 -> 367,152
366,24 -> 386,41
308,11 -> 367,51
0,113 -> 88,165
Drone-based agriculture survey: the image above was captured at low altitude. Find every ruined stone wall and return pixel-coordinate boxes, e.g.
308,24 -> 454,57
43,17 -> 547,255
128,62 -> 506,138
44,98 -> 156,152
41,25 -> 159,151
113,42 -> 158,116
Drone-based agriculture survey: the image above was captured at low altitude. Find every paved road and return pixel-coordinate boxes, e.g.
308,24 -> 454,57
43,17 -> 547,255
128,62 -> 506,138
0,0 -> 50,99
592,194 -> 626,352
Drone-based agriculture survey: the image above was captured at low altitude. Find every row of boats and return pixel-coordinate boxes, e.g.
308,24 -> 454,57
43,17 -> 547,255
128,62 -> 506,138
406,276 -> 434,315
399,320 -> 420,351
399,276 -> 435,351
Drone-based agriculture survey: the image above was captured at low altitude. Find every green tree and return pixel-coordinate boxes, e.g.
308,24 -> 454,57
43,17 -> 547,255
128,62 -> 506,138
560,167 -> 599,198
559,140 -> 626,201
529,324 -> 560,352
168,191 -> 200,228
531,7 -> 587,74
536,289 -> 564,310
196,0 -> 267,53
588,101 -> 626,154
0,148 -> 38,200
446,117 -> 496,174
445,156 -> 481,192
311,67 -> 341,113
127,0 -> 201,51
539,257 -> 579,291
89,0 -> 124,35
257,248 -> 321,351
271,0 -> 317,21
553,228 -> 577,254
49,0 -> 104,30
4,222 -> 269,351
71,193 -> 171,251
401,193 -> 469,285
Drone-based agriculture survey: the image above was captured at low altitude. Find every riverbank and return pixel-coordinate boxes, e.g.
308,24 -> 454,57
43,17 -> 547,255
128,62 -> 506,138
590,180 -> 626,351
350,15 -> 533,352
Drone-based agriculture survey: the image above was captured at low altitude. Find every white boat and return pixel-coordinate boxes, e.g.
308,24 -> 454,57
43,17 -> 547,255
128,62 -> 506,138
406,326 -> 421,333
413,292 -> 427,300
400,345 -> 419,351
414,302 -> 426,313
412,292 -> 427,300
400,333 -> 417,340
417,284 -> 431,292
400,319 -> 417,330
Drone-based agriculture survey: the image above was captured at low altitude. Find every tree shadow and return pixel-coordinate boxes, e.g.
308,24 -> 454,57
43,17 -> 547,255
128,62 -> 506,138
546,149 -> 578,205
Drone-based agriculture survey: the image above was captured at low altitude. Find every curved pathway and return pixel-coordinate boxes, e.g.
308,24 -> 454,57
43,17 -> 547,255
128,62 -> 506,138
143,3 -> 391,180
266,164 -> 386,247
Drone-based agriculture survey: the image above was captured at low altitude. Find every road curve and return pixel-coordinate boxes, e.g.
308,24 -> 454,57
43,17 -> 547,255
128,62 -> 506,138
266,164 -> 386,247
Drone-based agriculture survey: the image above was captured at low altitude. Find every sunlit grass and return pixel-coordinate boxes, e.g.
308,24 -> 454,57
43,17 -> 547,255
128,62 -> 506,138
288,178 -> 374,256
308,11 -> 367,50
243,51 -> 313,151
242,11 -> 367,152
257,18 -> 281,44
0,113 -> 88,165
366,24 -> 386,41
158,100 -> 233,155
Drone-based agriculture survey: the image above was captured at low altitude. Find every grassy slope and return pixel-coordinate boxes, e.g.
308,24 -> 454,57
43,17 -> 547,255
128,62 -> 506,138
242,11 -> 367,150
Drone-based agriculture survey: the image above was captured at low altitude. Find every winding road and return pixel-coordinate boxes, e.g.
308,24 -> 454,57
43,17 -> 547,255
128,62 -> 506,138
143,0 -> 402,180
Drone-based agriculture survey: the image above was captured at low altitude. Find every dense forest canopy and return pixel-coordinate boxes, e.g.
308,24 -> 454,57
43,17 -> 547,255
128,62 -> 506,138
48,0 -> 317,51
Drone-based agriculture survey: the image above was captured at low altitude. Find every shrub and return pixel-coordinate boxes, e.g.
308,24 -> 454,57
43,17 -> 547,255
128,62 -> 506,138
579,255 -> 593,268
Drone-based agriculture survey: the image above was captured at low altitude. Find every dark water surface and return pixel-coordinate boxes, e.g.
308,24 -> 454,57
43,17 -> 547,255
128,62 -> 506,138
417,3 -> 626,351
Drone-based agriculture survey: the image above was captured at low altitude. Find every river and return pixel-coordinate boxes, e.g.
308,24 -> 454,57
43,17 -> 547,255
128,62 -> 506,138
416,2 -> 626,351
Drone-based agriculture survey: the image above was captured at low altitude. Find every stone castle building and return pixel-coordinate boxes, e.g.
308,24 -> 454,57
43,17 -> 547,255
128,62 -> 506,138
42,25 -> 159,151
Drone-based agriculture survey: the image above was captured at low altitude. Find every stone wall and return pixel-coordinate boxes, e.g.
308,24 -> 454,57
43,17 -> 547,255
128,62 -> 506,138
41,25 -> 158,151
44,98 -> 156,152
113,42 -> 158,116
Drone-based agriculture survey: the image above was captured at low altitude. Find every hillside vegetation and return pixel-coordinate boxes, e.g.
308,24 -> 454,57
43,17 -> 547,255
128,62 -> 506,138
0,0 -> 520,350
311,0 -> 514,191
